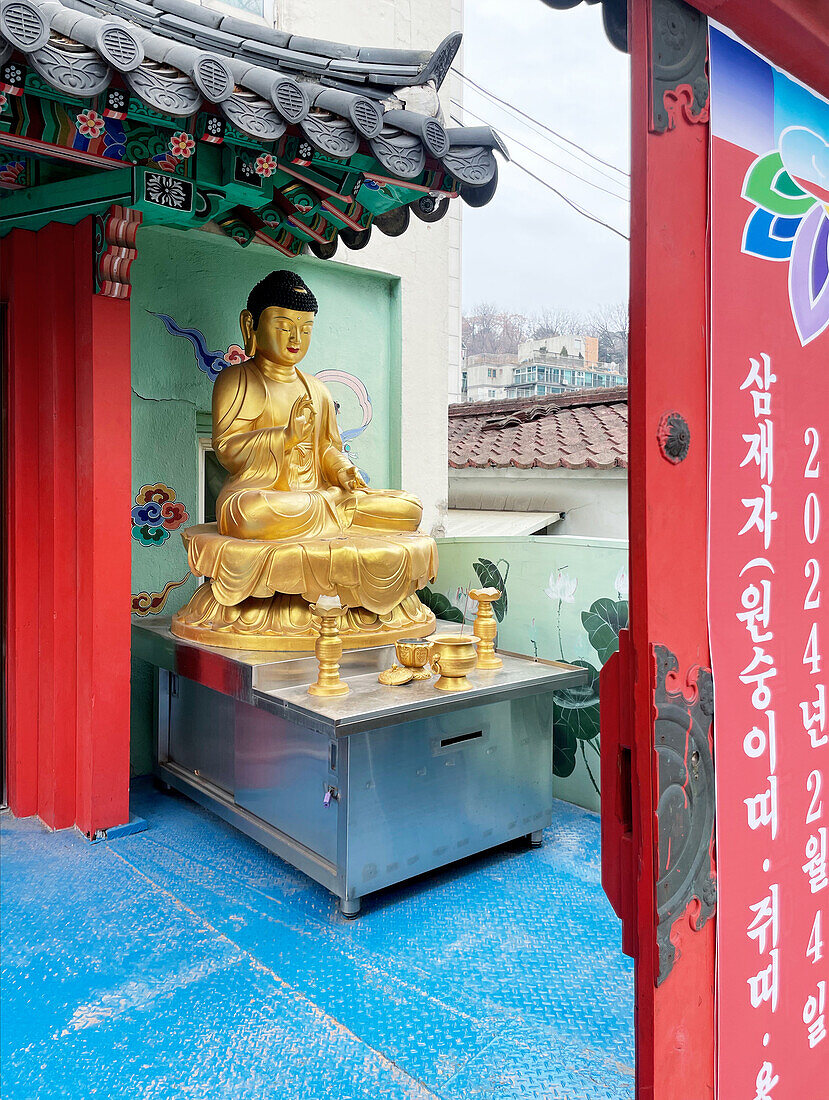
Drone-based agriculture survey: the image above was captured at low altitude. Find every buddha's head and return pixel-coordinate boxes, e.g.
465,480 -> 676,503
240,270 -> 319,368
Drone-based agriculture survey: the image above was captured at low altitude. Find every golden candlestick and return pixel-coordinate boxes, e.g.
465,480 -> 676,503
308,596 -> 350,697
470,587 -> 503,670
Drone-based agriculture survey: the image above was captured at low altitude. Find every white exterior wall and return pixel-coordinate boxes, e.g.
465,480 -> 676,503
450,466 -> 629,539
464,358 -> 511,403
274,0 -> 462,538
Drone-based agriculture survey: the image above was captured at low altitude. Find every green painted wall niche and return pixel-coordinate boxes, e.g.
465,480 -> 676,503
129,225 -> 402,775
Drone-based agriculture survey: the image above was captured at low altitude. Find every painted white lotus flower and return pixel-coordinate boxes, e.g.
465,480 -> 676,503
544,569 -> 577,603
447,586 -> 478,620
615,567 -> 629,601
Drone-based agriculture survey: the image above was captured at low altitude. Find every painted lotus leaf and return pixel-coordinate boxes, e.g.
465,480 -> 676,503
552,659 -> 601,746
416,587 -> 464,624
471,558 -> 509,621
581,598 -> 628,665
553,725 -> 578,778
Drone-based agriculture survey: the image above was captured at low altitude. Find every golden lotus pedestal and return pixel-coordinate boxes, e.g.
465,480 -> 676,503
171,524 -> 438,651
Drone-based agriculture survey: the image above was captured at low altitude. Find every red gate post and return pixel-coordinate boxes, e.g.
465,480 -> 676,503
2,229 -> 41,820
74,217 -> 132,837
627,1 -> 715,1096
2,217 -> 132,835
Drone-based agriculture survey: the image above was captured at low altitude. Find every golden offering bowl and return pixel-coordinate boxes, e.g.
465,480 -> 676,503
395,638 -> 434,681
428,633 -> 479,693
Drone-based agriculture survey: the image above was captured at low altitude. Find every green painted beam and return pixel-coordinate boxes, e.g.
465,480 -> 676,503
0,167 -> 134,233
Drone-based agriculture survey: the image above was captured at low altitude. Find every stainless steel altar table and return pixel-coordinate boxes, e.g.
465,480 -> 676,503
133,619 -> 587,916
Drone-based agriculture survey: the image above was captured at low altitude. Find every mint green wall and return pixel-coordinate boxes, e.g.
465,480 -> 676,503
129,226 -> 401,774
431,535 -> 629,812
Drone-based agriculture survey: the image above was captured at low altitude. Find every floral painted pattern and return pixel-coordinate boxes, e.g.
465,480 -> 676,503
0,161 -> 25,187
131,483 -> 189,547
145,174 -> 188,209
255,153 -> 277,177
132,573 -> 191,615
76,109 -> 105,138
742,129 -> 829,345
169,131 -> 195,159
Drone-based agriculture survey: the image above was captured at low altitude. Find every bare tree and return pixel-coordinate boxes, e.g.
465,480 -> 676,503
529,307 -> 587,341
589,301 -> 629,364
463,303 -> 531,355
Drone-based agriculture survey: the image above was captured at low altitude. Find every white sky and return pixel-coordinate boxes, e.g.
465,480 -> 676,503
458,0 -> 631,314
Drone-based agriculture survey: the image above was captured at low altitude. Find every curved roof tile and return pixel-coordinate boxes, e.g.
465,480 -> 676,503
448,388 -> 628,471
0,0 -> 505,208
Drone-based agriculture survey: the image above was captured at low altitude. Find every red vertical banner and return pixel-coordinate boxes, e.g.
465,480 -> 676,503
709,24 -> 829,1099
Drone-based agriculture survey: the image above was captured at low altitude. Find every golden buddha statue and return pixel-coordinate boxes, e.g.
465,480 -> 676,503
171,270 -> 438,650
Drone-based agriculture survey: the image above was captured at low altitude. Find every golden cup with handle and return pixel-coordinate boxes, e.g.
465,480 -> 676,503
428,633 -> 479,692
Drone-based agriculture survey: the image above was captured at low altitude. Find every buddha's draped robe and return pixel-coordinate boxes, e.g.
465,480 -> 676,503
213,360 -> 421,540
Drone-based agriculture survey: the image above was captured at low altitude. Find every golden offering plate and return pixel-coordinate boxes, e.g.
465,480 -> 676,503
378,665 -> 414,686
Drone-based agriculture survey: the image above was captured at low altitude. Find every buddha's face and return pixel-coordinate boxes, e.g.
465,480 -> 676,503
242,305 -> 315,367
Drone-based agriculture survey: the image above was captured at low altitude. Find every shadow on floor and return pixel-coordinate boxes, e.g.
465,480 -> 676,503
1,780 -> 634,1100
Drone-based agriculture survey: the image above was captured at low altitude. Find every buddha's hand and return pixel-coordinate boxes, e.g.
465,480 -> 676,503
286,395 -> 315,449
337,464 -> 368,491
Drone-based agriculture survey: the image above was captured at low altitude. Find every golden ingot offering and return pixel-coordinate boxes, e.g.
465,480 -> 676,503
470,587 -> 503,670
429,633 -> 479,693
395,638 -> 435,681
308,596 -> 349,697
378,665 -> 414,686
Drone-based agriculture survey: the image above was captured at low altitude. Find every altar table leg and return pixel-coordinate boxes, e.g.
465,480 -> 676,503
339,896 -> 362,918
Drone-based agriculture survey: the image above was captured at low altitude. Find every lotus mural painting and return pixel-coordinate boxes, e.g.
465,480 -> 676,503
417,558 -> 509,625
545,567 -> 629,795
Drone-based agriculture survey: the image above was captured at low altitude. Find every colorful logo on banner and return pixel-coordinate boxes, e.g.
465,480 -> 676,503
725,33 -> 829,347
131,483 -> 189,546
742,140 -> 829,345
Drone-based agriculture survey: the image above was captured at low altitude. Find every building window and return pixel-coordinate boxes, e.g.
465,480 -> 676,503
199,437 -> 227,524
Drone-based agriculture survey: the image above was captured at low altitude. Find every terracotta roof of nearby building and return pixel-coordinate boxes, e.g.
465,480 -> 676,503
448,387 -> 628,471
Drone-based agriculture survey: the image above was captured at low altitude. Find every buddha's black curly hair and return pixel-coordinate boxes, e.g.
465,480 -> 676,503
247,270 -> 319,327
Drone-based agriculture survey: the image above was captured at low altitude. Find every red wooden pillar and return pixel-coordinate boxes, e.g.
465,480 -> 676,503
626,1 -> 714,1096
2,230 -> 41,819
74,220 -> 132,836
1,217 -> 131,834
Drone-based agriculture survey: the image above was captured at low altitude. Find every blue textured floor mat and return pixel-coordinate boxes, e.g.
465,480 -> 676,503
1,783 -> 634,1099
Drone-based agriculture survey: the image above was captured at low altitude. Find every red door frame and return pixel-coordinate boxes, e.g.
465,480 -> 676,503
1,218 -> 131,836
617,2 -> 829,1097
1,0 -> 827,1090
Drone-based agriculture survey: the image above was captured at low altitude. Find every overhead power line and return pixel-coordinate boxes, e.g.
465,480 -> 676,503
449,112 -> 630,242
451,99 -> 629,202
452,67 -> 630,181
511,160 -> 630,241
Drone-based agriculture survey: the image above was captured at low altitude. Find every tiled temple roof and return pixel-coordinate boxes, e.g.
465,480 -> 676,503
448,388 -> 628,471
0,0 -> 506,197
